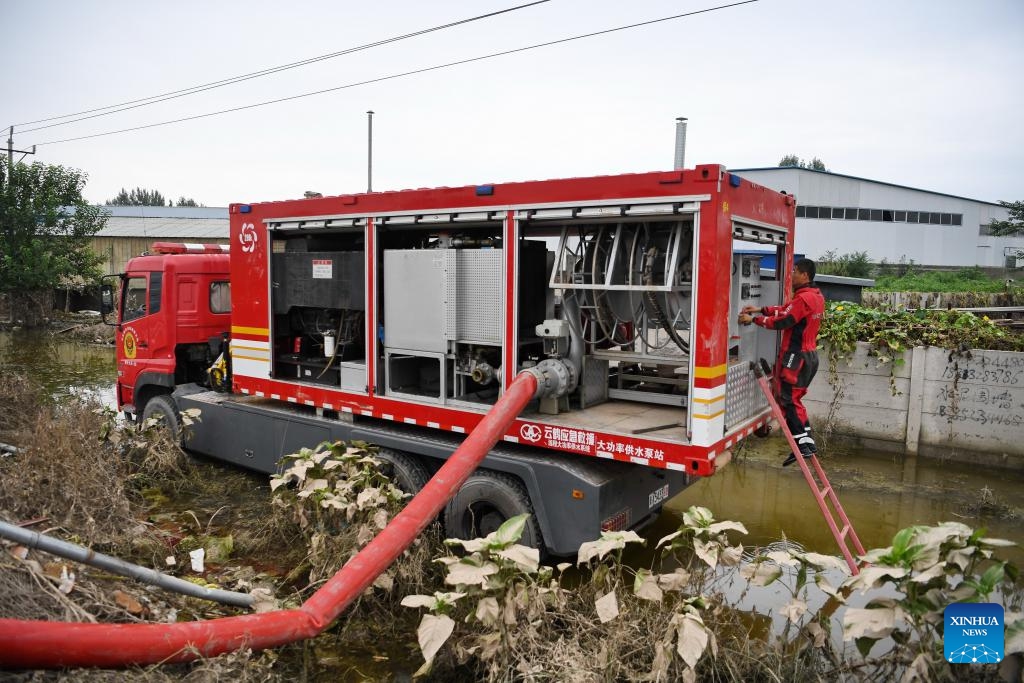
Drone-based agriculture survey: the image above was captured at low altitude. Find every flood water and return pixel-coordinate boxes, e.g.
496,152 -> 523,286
2,329 -> 1022,675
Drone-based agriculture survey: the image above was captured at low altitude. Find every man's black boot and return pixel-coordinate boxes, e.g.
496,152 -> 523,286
782,432 -> 817,467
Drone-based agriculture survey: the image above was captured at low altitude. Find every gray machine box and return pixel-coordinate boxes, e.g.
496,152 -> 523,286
383,245 -> 547,354
272,251 -> 365,314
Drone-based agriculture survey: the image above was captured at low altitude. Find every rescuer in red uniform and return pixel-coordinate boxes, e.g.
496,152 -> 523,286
739,258 -> 825,466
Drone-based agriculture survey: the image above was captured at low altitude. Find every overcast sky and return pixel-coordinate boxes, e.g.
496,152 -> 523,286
4,0 -> 1022,207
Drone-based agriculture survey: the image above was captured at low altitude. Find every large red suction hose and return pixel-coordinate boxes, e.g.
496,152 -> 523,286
0,371 -> 539,669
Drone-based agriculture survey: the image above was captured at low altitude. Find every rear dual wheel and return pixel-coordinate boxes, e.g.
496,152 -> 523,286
443,471 -> 541,549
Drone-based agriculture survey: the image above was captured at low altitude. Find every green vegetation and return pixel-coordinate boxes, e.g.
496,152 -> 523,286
817,250 -> 873,278
819,302 -> 1024,362
989,199 -> 1024,237
779,154 -> 827,171
106,187 -> 203,207
0,158 -> 106,327
873,266 -> 1012,293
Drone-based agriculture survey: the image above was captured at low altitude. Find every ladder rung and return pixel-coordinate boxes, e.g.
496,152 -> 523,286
839,524 -> 850,540
818,485 -> 832,498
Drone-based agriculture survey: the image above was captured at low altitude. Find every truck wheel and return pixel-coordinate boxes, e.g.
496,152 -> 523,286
376,448 -> 430,494
754,423 -> 773,438
141,395 -> 181,444
444,472 -> 542,549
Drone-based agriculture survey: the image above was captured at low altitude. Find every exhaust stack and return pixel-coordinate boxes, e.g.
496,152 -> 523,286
673,117 -> 688,170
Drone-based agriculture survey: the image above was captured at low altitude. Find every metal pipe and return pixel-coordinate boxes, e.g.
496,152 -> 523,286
673,117 -> 687,170
366,110 -> 374,193
0,520 -> 254,608
0,370 -> 540,669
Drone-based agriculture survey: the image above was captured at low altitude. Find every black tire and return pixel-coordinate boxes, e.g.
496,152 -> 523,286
443,471 -> 542,549
140,394 -> 181,444
376,448 -> 431,494
754,423 -> 773,438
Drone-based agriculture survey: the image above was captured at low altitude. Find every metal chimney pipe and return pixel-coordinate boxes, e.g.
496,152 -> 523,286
673,117 -> 688,170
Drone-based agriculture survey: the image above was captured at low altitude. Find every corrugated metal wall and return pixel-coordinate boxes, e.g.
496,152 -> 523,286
91,237 -> 227,273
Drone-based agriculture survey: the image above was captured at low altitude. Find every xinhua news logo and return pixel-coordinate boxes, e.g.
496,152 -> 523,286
944,603 -> 1004,664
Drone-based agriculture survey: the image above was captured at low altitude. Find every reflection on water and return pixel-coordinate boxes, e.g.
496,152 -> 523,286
0,329 -> 116,407
656,437 -> 1024,566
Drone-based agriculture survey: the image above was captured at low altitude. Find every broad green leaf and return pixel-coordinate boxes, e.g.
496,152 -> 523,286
891,527 -> 916,557
494,514 -> 530,547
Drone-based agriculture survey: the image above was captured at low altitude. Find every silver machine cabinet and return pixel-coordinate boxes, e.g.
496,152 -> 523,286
383,249 -> 503,353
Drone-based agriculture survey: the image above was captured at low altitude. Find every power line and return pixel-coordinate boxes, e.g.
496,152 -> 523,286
13,1 -> 549,132
29,1 -> 758,148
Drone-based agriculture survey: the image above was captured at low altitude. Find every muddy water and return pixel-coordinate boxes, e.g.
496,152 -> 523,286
658,436 -> 1024,566
0,328 -> 116,406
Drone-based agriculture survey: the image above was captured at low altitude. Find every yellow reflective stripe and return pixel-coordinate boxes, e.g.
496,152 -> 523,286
691,395 -> 725,405
693,364 -> 728,379
231,325 -> 269,336
231,355 -> 270,362
692,409 -> 726,420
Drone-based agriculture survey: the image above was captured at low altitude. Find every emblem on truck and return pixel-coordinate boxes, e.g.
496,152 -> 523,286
122,328 -> 138,359
520,424 -> 542,443
239,222 -> 257,253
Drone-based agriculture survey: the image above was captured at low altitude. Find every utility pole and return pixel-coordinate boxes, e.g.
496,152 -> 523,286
6,126 -> 36,185
366,111 -> 374,193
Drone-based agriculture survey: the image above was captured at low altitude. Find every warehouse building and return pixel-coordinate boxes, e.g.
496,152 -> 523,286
731,167 -> 1020,268
92,205 -> 228,274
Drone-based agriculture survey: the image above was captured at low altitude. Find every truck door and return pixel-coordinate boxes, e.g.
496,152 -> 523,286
116,271 -> 170,409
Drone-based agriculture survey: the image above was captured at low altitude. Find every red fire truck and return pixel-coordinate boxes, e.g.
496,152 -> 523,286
107,164 -> 793,555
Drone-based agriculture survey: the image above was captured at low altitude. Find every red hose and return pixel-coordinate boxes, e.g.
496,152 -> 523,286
0,371 -> 539,669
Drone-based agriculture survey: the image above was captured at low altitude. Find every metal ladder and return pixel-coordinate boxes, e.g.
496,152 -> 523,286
751,361 -> 866,575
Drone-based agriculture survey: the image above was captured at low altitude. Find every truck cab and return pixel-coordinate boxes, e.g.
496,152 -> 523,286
114,243 -> 230,420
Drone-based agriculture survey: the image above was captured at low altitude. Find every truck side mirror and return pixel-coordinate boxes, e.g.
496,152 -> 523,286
100,282 -> 116,325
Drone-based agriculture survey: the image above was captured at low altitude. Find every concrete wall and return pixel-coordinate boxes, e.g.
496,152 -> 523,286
805,342 -> 1024,469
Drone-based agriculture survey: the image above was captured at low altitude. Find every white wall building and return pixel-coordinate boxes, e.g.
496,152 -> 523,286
731,167 -> 1019,268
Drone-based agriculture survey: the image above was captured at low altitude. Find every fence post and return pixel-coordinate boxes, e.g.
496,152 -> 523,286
905,346 -> 927,455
